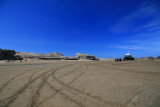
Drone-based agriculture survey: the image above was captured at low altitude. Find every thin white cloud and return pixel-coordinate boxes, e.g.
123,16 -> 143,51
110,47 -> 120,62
110,0 -> 160,34
115,28 -> 160,51
118,46 -> 150,50
117,44 -> 160,51
149,26 -> 160,31
131,29 -> 160,39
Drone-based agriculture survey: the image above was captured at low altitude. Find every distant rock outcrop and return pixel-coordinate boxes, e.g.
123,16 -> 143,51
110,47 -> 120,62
16,52 -> 97,60
0,49 -> 16,60
64,57 -> 78,60
76,53 -> 96,60
16,52 -> 63,59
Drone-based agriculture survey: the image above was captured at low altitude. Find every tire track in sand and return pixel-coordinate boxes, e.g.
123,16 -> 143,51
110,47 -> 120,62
36,64 -> 86,107
46,81 -> 85,107
89,64 -> 128,107
29,73 -> 50,107
89,63 -> 160,107
28,64 -> 75,107
0,64 -> 73,107
53,64 -> 125,107
124,85 -> 159,106
58,65 -> 83,78
0,68 -> 39,93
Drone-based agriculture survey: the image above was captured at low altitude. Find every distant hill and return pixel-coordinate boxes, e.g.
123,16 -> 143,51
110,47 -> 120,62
16,52 -> 97,60
16,52 -> 63,58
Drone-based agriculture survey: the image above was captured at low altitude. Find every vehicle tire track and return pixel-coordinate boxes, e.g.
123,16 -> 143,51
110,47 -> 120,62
89,63 -> 160,107
28,64 -> 75,107
58,65 -> 83,78
89,63 -> 131,105
0,64 -> 73,107
53,64 -> 125,107
0,68 -> 40,93
28,69 -> 42,92
0,70 -> 51,107
27,68 -> 46,104
39,65 -> 122,107
52,64 -> 88,88
29,73 -> 50,107
38,66 -> 88,106
124,85 -> 158,106
46,81 -> 85,107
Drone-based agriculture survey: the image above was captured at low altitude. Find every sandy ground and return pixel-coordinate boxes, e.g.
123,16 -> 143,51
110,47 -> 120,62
0,59 -> 160,107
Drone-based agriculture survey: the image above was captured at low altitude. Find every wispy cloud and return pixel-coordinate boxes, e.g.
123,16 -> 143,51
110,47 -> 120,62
110,0 -> 160,52
117,44 -> 160,51
117,46 -> 150,50
110,0 -> 160,34
116,29 -> 160,51
131,30 -> 160,39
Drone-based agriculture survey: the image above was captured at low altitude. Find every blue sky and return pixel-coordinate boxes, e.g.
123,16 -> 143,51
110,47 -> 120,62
0,0 -> 160,58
